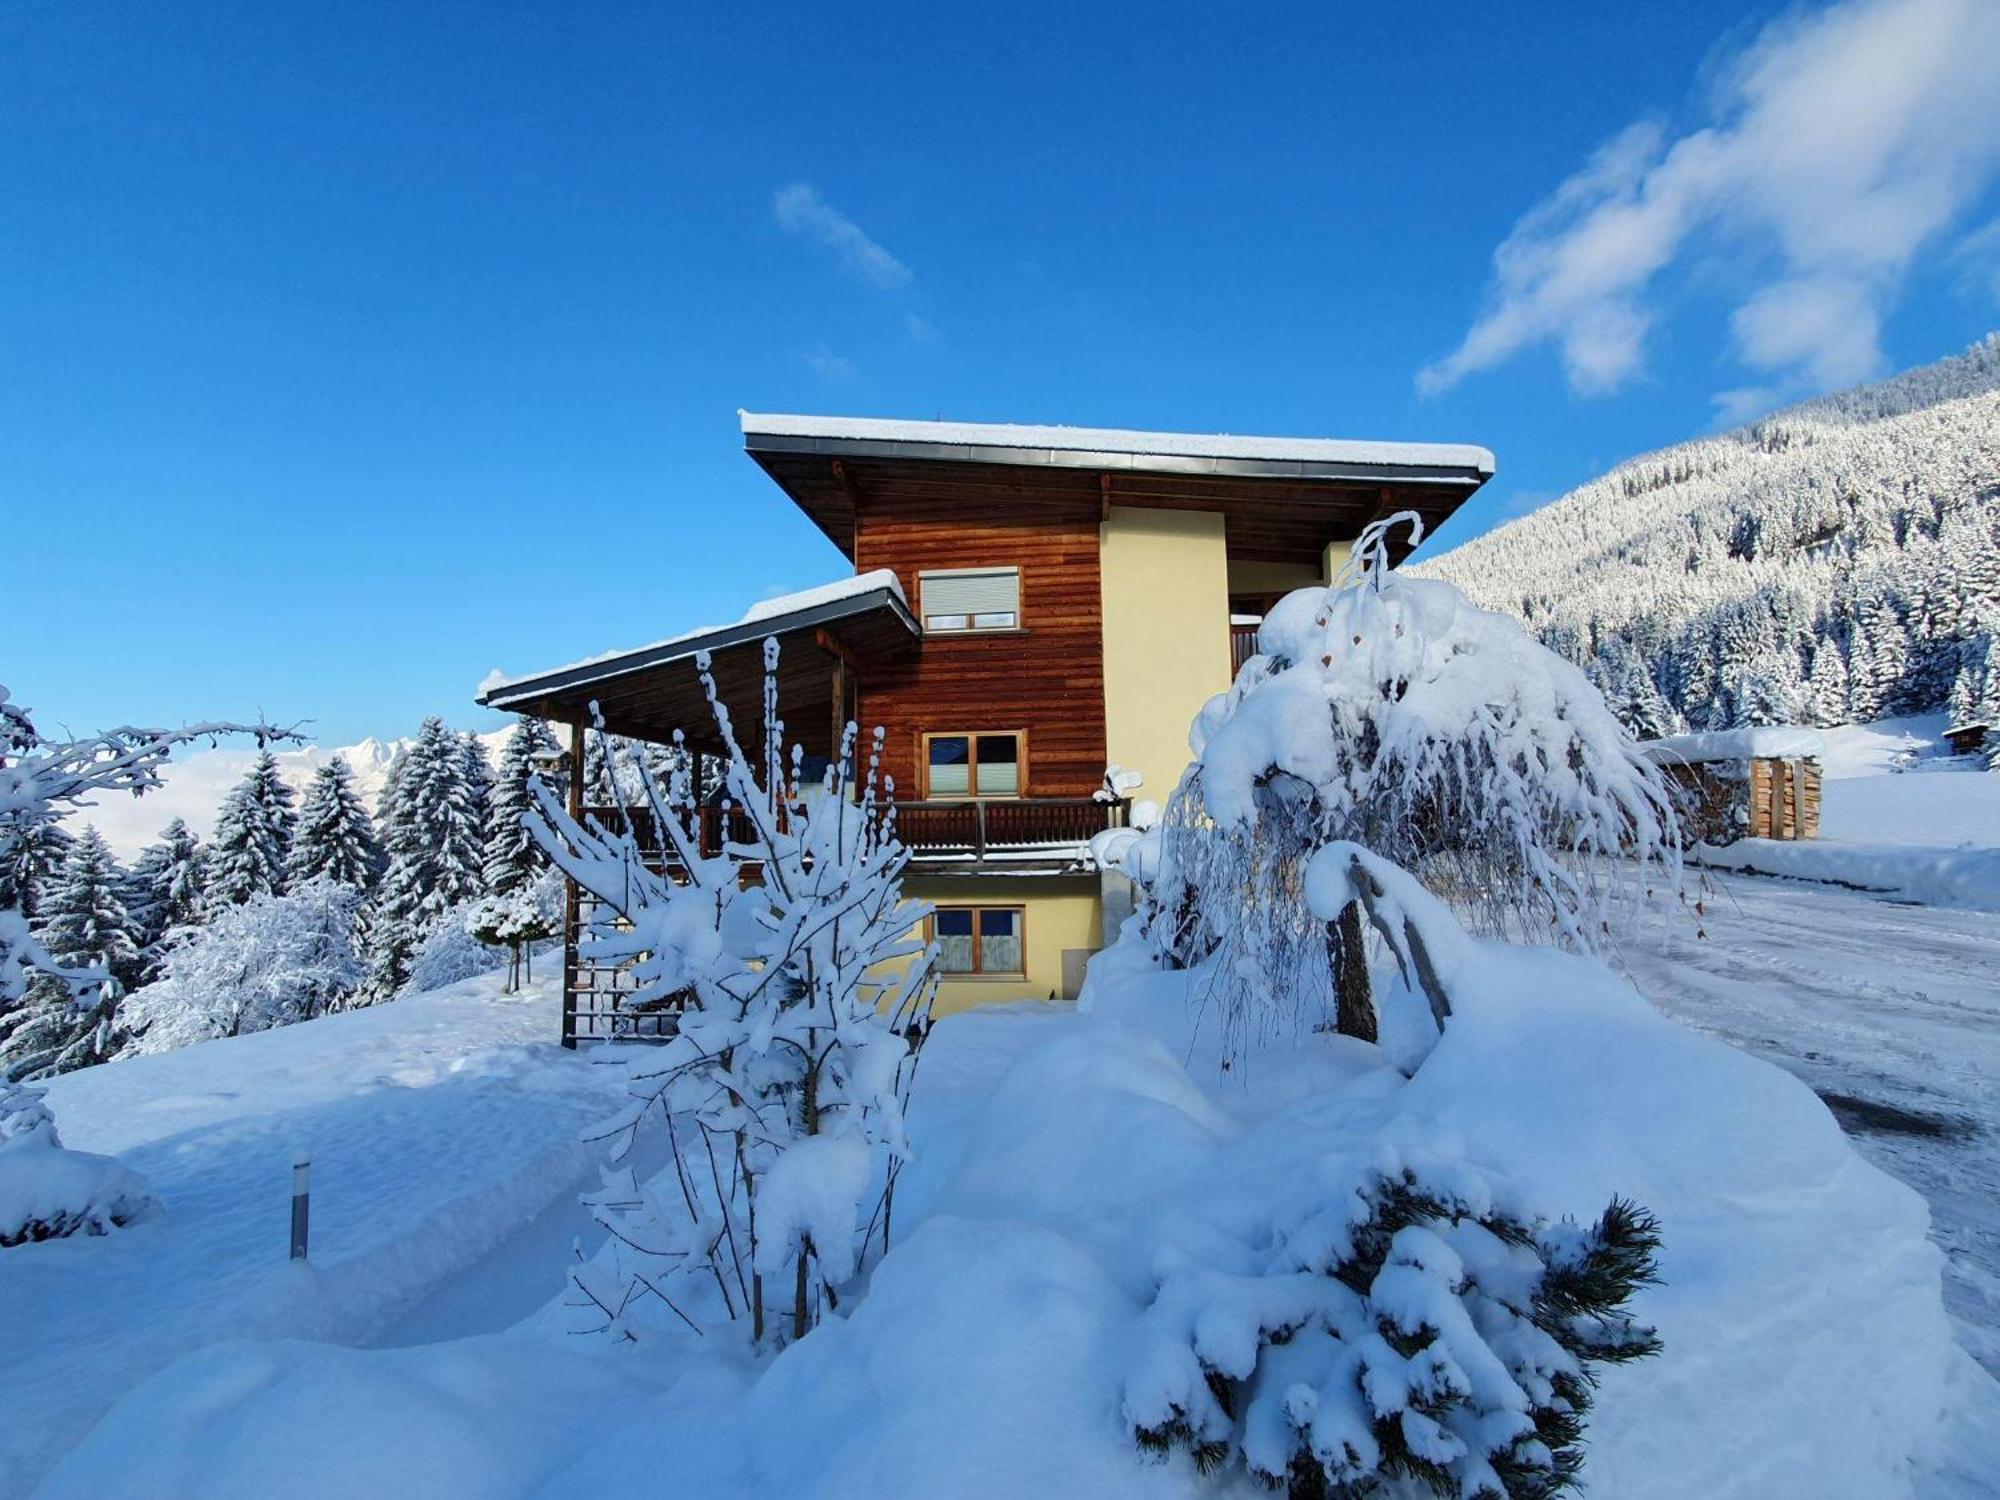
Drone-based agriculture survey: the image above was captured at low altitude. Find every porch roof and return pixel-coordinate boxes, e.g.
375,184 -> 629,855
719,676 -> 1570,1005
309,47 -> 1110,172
476,570 -> 919,750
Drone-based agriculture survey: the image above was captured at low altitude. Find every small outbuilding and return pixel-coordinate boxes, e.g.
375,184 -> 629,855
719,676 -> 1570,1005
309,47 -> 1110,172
1639,726 -> 1824,846
1943,719 -> 1990,757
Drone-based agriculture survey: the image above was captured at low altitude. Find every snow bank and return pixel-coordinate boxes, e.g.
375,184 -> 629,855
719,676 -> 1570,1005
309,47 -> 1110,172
1688,838 -> 2000,912
39,929 -> 1992,1498
1640,725 -> 1825,763
1,973 -> 623,1495
0,1134 -> 156,1246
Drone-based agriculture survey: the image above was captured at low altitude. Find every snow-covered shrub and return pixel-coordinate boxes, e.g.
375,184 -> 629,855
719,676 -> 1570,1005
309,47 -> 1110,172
1124,1137 -> 1661,1499
465,868 -> 561,992
530,641 -> 936,1348
1155,515 -> 1678,1054
122,878 -> 366,1053
399,901 -> 507,997
0,1078 -> 157,1246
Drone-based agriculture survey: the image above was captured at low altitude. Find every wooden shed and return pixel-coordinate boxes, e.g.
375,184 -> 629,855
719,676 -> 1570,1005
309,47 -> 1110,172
1639,727 -> 1825,846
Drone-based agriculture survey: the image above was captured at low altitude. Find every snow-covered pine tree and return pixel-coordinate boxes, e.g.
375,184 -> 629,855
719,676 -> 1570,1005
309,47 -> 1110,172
1124,1133 -> 1662,1499
1804,639 -> 1851,728
208,750 -> 298,904
287,756 -> 381,890
458,731 -> 494,864
3,827 -> 142,1078
483,717 -> 561,895
0,685 -> 292,1084
2,818 -> 72,926
124,818 -> 208,976
366,719 -> 488,997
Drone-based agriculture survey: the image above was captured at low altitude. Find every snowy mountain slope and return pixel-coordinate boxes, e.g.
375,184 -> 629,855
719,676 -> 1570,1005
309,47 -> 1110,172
1414,335 -> 2000,734
78,726 -> 515,860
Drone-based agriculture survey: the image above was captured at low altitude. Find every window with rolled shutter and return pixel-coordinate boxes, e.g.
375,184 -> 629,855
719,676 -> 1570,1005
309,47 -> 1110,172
919,567 -> 1020,631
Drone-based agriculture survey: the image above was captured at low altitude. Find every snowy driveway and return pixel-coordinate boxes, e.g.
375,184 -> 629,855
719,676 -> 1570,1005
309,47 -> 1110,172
1,977 -> 620,1498
1616,871 -> 2000,1374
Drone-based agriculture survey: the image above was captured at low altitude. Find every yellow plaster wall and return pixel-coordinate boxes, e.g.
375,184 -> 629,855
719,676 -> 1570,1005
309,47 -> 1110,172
1099,506 -> 1232,803
897,876 -> 1103,1017
1322,538 -> 1354,584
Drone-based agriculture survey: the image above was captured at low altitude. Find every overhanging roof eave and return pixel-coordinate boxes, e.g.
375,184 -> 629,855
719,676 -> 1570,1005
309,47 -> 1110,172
742,430 -> 1491,488
477,586 -> 918,713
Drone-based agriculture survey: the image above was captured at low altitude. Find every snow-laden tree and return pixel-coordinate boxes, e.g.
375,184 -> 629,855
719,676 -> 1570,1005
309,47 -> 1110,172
0,1078 -> 158,1246
466,867 -> 561,992
483,717 -> 562,895
1156,515 -> 1678,1056
1125,1132 -> 1661,1498
287,756 -> 381,890
124,818 -> 208,972
367,719 -> 488,997
121,877 -> 366,1054
529,643 -> 937,1348
0,685 -> 291,1082
458,730 -> 494,865
2,827 -> 143,1078
208,750 -> 297,905
399,899 -> 506,997
1946,628 -> 1998,739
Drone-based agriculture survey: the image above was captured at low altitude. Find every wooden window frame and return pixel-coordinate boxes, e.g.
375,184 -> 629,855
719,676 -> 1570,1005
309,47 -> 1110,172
929,904 -> 1028,979
917,565 -> 1024,634
920,729 -> 1028,800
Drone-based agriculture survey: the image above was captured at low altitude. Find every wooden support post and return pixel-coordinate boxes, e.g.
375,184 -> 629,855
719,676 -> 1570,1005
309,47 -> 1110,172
830,654 -> 848,776
561,719 -> 585,1049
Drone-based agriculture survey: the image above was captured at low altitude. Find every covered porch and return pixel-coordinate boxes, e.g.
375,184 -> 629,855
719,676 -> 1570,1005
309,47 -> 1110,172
475,573 -> 1124,1043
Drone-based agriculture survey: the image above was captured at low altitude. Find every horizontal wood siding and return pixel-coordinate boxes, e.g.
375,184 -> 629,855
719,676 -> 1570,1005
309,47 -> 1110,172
855,490 -> 1106,798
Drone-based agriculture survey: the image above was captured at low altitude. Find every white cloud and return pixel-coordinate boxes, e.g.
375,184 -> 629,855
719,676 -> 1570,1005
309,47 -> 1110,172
773,182 -> 913,290
1419,0 -> 2000,402
804,348 -> 856,380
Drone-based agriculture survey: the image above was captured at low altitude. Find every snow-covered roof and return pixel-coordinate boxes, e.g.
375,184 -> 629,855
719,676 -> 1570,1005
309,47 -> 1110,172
478,570 -> 912,706
1639,727 -> 1826,765
740,411 -> 1495,481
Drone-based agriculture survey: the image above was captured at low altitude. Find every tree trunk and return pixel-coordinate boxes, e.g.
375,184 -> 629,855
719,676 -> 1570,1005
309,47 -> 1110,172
1331,900 -> 1376,1042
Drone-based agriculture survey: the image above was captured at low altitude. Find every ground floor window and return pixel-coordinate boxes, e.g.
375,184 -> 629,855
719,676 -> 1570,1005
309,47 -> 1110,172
932,905 -> 1026,976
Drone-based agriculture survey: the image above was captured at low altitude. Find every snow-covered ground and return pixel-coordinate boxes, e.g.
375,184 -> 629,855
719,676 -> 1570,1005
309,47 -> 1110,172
0,974 -> 622,1496
1618,870 -> 2000,1378
1687,714 -> 2000,910
17,904 -> 1999,1498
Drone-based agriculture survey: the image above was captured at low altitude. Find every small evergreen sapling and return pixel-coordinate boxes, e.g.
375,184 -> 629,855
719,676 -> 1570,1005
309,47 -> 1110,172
1124,1143 -> 1662,1500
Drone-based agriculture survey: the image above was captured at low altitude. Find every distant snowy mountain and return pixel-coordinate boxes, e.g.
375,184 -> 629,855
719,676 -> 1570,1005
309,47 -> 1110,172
81,727 -> 515,860
1415,335 -> 2000,736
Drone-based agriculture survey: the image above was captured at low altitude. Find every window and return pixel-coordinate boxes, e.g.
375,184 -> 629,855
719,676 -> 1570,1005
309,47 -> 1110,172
924,731 -> 1022,798
932,906 -> 1025,976
920,567 -> 1020,632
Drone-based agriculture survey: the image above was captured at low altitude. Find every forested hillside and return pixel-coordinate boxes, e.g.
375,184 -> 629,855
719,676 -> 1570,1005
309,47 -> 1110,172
1415,336 -> 2000,739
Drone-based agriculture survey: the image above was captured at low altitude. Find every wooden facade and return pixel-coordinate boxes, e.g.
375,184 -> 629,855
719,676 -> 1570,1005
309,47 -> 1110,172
852,487 -> 1107,798
1661,756 -> 1822,845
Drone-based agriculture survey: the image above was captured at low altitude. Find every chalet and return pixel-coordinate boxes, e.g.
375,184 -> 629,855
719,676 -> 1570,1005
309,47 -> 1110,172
478,413 -> 1493,1043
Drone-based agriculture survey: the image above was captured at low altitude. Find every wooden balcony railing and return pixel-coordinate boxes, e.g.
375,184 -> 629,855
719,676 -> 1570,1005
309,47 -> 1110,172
1230,623 -> 1262,675
580,795 -> 1125,868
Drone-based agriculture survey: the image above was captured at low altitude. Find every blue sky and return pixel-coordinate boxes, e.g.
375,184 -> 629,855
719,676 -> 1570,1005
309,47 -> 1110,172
8,0 -> 1999,746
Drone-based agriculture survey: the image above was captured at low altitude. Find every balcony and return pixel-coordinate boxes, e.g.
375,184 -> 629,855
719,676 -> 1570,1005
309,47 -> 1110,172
579,795 -> 1126,874
1230,619 -> 1262,676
